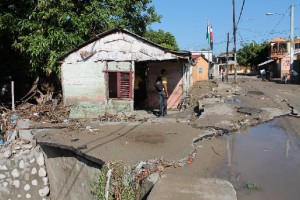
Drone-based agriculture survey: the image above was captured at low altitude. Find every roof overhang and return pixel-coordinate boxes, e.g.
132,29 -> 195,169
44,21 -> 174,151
57,27 -> 191,63
258,59 -> 274,67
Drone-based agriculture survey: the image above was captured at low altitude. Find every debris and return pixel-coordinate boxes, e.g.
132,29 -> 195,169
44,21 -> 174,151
77,144 -> 87,150
211,146 -> 222,157
71,138 -> 79,142
187,156 -> 193,164
246,183 -> 261,190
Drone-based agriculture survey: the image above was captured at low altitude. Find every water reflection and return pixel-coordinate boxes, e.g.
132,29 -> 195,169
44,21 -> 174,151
220,118 -> 300,200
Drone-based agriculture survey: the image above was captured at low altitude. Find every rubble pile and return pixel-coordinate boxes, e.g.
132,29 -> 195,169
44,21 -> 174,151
92,154 -> 198,200
0,99 -> 69,142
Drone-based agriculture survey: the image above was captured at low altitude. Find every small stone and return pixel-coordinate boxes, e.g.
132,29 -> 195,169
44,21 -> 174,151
24,183 -> 30,191
26,193 -> 31,199
0,173 -> 6,179
31,167 -> 37,175
13,180 -> 20,188
42,177 -> 49,185
38,167 -> 47,177
3,182 -> 8,187
36,153 -> 45,166
32,179 -> 38,186
29,158 -> 35,163
23,144 -> 33,149
11,168 -> 20,178
17,194 -> 22,198
0,165 -> 8,170
39,186 -> 50,197
19,160 -> 25,169
3,150 -> 12,158
15,146 -> 21,150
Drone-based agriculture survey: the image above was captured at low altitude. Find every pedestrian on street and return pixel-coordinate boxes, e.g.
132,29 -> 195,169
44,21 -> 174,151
221,68 -> 226,82
155,69 -> 169,117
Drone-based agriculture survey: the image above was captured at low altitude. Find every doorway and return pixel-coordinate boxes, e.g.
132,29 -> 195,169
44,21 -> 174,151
134,62 -> 148,109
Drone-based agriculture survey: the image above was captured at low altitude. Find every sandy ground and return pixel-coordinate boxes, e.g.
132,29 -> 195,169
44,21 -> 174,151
35,75 -> 300,182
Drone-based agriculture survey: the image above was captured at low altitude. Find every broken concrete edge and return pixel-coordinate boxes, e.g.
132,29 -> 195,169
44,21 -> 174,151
37,140 -> 162,200
147,175 -> 237,200
36,141 -> 105,166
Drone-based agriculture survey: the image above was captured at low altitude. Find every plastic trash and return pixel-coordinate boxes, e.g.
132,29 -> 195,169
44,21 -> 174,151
11,114 -> 18,123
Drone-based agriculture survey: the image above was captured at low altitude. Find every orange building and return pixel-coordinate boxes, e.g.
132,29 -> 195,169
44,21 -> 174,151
191,54 -> 209,83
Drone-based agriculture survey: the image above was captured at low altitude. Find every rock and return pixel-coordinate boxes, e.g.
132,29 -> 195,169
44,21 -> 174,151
36,153 -> 45,166
17,194 -> 22,198
0,173 -> 6,179
26,193 -> 31,199
11,168 -> 20,178
23,144 -> 33,149
3,149 -> 12,158
12,180 -> 20,188
42,177 -> 49,186
3,181 -> 8,187
32,179 -> 38,186
17,119 -> 34,141
15,146 -> 21,150
31,167 -> 37,175
30,158 -> 35,163
39,186 -> 50,197
19,160 -> 25,169
24,183 -> 30,191
0,165 -> 7,170
38,167 -> 47,177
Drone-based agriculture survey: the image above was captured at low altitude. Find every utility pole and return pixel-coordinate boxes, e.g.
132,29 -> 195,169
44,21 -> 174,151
226,33 -> 229,83
290,4 -> 294,72
232,0 -> 237,83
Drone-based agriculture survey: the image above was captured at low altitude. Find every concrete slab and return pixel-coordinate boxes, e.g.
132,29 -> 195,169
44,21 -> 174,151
17,119 -> 34,141
147,174 -> 237,200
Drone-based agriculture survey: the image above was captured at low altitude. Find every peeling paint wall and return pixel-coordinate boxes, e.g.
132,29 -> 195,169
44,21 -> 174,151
62,61 -> 134,118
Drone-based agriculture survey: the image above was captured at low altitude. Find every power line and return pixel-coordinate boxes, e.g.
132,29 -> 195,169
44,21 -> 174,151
236,0 -> 246,27
266,7 -> 290,37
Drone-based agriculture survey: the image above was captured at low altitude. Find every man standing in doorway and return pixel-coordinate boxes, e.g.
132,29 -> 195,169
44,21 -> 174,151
158,69 -> 169,117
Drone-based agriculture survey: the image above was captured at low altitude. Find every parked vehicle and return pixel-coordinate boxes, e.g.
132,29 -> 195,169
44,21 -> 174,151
260,69 -> 271,81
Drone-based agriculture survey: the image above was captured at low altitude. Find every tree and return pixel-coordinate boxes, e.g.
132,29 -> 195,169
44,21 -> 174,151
143,29 -> 179,51
237,41 -> 269,67
0,0 -> 161,75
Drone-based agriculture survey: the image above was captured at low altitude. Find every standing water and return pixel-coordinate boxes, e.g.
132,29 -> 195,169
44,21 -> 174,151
220,118 -> 300,200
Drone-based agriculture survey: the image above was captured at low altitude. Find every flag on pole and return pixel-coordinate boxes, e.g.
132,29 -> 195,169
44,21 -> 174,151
206,22 -> 210,46
210,25 -> 213,50
206,22 -> 214,50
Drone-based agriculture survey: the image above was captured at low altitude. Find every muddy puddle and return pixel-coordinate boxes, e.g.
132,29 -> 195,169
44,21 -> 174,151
217,118 -> 300,200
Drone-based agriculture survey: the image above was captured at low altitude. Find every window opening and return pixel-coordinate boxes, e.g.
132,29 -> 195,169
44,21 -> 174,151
108,71 -> 132,98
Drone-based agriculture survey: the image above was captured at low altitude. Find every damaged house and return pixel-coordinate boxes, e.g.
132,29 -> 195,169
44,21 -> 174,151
57,27 -> 192,118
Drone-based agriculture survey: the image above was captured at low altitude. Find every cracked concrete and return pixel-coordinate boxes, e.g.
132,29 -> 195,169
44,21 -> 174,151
29,76 -> 299,199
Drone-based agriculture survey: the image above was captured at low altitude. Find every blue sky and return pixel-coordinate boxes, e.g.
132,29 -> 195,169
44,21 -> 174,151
149,0 -> 300,55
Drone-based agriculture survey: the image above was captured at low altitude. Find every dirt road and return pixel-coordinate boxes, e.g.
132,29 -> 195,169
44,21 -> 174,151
34,76 -> 300,199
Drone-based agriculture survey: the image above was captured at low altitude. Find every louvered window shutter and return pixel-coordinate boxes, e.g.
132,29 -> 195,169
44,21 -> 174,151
117,71 -> 132,98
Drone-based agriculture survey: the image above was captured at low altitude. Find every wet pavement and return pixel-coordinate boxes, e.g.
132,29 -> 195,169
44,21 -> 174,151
216,117 -> 300,200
